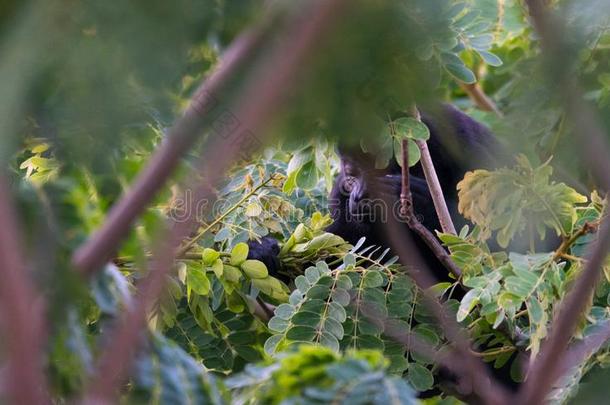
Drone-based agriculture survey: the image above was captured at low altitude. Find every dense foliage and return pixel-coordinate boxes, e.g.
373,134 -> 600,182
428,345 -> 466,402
2,0 -> 610,404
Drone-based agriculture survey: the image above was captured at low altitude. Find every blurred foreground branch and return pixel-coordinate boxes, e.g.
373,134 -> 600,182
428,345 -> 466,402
517,1 -> 610,403
375,139 -> 509,404
0,175 -> 49,404
72,22 -> 268,276
82,1 -> 347,402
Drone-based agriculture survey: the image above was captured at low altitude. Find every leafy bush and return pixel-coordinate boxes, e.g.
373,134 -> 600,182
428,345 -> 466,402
3,0 -> 610,404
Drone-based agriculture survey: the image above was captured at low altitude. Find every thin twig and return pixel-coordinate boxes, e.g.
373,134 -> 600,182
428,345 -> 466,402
255,297 -> 275,321
0,175 -> 49,405
365,304 -> 502,403
410,106 -> 457,235
552,221 -> 599,261
399,138 -> 461,279
460,82 -> 503,117
371,141 -> 509,404
81,1 -> 347,403
176,176 -> 275,257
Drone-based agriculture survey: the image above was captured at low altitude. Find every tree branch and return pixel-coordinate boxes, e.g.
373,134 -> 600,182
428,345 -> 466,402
375,140 -> 510,404
460,82 -> 503,117
559,320 -> 610,377
71,24 -> 269,276
0,174 -> 49,405
516,1 -> 610,403
410,106 -> 457,235
552,221 -> 599,261
81,1 -> 347,402
399,138 -> 461,279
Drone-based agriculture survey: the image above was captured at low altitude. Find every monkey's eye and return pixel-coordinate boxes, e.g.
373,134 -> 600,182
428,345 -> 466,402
343,176 -> 357,192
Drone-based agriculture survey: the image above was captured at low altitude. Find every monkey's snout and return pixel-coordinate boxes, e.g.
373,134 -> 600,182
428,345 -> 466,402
348,196 -> 373,217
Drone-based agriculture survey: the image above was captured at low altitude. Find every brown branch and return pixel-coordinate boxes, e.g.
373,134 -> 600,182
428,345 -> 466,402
460,82 -> 503,117
0,174 -> 49,405
519,219 -> 610,404
552,221 -> 599,261
400,139 -> 412,218
255,297 -> 275,321
516,1 -> 610,403
374,142 -> 509,404
366,305 -> 501,403
81,1 -> 347,402
399,138 -> 461,279
559,320 -> 610,377
378,194 -> 509,403
410,106 -> 457,235
71,25 -> 269,277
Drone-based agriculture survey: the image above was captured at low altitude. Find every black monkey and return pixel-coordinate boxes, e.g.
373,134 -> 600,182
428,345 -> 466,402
248,104 -> 505,281
247,105 -> 517,395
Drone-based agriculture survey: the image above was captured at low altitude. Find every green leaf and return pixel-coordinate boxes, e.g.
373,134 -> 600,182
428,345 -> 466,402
469,34 -> 494,50
240,260 -> 268,279
264,335 -> 283,355
319,331 -> 340,352
188,268 -> 211,296
440,51 -> 464,66
306,284 -> 331,300
477,50 -> 503,67
202,248 -> 220,265
445,62 -> 476,83
324,317 -> 345,340
362,271 -> 384,288
286,326 -> 317,341
287,149 -> 311,174
211,259 -> 223,278
336,274 -> 353,290
354,334 -> 384,350
245,202 -> 263,217
527,297 -> 544,324
328,302 -> 347,322
407,363 -> 434,391
268,317 -> 289,332
282,170 -> 298,194
394,138 -> 421,167
275,304 -> 295,320
504,276 -> 533,299
230,243 -> 249,266
130,333 -> 224,404
214,228 -> 231,242
223,265 -> 242,283
31,143 -> 50,154
295,275 -> 311,293
391,117 -> 430,141
343,253 -> 357,267
332,288 -> 351,306
296,161 -> 319,189
457,289 -> 480,321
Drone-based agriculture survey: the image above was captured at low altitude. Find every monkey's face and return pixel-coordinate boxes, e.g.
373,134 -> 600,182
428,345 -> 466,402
338,156 -> 400,220
340,160 -> 370,217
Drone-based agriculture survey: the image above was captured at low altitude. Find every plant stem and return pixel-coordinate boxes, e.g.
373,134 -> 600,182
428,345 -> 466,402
410,106 -> 457,235
552,221 -> 599,261
176,176 -> 275,257
399,136 -> 462,279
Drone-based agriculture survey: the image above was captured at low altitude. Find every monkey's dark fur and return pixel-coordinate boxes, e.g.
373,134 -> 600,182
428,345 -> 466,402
247,105 -> 520,395
248,104 -> 505,282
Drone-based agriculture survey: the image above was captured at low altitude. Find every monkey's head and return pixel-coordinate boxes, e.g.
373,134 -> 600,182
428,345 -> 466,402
332,146 -> 401,219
